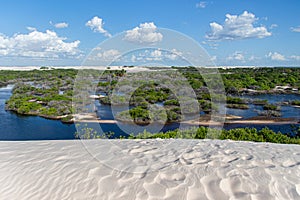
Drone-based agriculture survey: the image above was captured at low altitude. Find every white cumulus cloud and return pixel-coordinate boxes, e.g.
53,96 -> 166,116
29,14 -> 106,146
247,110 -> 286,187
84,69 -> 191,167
26,27 -> 37,31
269,24 -> 278,29
150,49 -> 162,57
206,11 -> 271,41
290,55 -> 300,60
196,1 -> 207,8
248,55 -> 261,61
227,52 -> 245,61
96,49 -> 120,61
124,22 -> 163,44
290,26 -> 300,32
54,22 -> 68,29
267,52 -> 286,61
86,16 -> 111,37
164,49 -> 183,60
0,29 -> 80,58
120,48 -> 183,63
210,55 -> 217,61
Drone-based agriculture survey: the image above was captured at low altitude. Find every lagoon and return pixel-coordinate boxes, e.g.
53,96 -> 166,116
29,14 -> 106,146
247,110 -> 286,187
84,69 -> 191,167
1,85 -> 299,140
0,85 -> 75,140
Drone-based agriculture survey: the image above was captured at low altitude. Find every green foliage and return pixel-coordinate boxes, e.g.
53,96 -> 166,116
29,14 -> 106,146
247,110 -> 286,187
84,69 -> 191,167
18,102 -> 42,114
226,96 -> 249,109
97,81 -> 110,87
4,69 -> 76,121
252,99 -> 268,105
127,127 -> 300,144
219,127 -> 300,144
2,67 -> 300,132
129,127 -> 208,139
218,67 -> 300,91
40,107 -> 58,116
75,124 -> 101,139
129,106 -> 151,122
263,104 -> 280,111
164,99 -> 179,106
291,100 -> 300,106
219,128 -> 265,142
166,109 -> 181,121
61,115 -> 73,123
226,104 -> 249,109
226,96 -> 245,104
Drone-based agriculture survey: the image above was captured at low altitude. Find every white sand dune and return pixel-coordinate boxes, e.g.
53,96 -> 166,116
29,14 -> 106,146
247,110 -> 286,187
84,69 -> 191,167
0,139 -> 299,200
0,66 -> 154,73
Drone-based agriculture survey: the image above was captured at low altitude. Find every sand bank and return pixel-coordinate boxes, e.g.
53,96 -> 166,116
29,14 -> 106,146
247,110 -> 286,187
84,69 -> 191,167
182,119 -> 299,126
0,139 -> 299,199
73,113 -> 299,126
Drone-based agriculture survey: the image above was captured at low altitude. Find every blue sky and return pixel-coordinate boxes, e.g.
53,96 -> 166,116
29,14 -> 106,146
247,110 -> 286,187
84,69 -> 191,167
0,0 -> 300,66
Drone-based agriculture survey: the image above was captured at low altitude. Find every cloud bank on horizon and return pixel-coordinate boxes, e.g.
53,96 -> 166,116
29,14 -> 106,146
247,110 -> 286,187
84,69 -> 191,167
0,0 -> 299,66
0,29 -> 80,58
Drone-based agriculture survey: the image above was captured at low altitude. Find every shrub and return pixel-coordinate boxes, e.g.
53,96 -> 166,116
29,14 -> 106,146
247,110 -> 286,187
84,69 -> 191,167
291,100 -> 300,106
263,104 -> 280,111
227,96 -> 246,104
226,104 -> 249,109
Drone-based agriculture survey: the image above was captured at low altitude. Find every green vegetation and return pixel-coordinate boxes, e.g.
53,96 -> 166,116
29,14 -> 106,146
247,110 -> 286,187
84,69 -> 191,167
164,99 -> 179,106
220,127 -> 300,144
6,83 -> 73,120
226,96 -> 246,104
40,66 -> 50,70
3,69 -> 77,122
291,100 -> 300,106
76,125 -> 300,145
116,104 -> 181,123
226,96 -> 249,109
171,67 -> 300,93
1,67 -> 299,144
263,104 -> 280,111
226,104 -> 249,109
252,99 -> 268,105
219,67 -> 300,91
2,67 -> 300,124
0,68 -> 77,84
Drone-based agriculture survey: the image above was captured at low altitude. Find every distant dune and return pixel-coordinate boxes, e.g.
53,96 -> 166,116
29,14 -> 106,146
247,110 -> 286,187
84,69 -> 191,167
0,65 -> 262,71
0,139 -> 299,199
0,66 -> 153,72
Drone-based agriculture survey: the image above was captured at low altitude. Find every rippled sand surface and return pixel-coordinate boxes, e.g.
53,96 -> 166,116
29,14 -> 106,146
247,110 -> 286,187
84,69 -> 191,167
0,139 -> 299,200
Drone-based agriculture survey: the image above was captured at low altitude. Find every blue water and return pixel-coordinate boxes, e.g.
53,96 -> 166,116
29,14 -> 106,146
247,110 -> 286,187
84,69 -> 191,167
226,104 -> 262,119
242,94 -> 300,104
0,85 -> 299,140
225,94 -> 300,119
0,85 -> 76,140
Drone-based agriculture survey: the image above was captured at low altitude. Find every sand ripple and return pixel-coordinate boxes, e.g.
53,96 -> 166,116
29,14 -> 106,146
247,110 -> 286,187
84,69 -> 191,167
0,139 -> 299,199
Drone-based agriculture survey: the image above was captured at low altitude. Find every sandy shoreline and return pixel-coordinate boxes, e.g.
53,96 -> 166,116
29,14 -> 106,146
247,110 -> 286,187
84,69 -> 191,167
184,119 -> 299,126
0,139 -> 299,199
